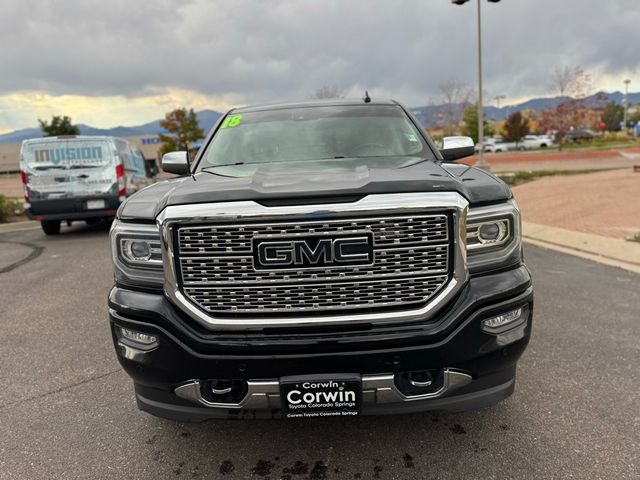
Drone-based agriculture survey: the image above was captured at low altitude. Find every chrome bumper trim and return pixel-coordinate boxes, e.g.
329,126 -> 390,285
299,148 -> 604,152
174,369 -> 472,409
174,380 -> 281,410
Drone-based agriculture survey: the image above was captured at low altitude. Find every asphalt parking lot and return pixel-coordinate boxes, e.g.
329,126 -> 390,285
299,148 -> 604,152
0,223 -> 638,479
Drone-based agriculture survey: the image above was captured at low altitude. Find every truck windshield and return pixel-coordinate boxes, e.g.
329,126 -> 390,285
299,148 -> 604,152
22,138 -> 113,171
199,105 -> 434,171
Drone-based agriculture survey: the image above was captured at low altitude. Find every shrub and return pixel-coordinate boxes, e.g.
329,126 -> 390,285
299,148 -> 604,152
0,195 -> 23,223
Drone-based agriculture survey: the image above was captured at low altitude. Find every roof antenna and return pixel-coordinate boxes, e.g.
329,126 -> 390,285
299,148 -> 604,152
363,91 -> 371,103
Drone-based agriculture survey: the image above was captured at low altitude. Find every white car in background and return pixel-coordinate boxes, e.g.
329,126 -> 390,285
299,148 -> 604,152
518,134 -> 555,150
484,138 -> 517,153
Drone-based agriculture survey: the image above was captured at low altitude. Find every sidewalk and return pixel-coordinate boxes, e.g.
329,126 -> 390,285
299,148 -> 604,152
512,168 -> 640,239
514,168 -> 640,273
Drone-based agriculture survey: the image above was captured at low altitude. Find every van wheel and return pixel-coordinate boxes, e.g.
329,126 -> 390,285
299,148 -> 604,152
41,220 -> 61,235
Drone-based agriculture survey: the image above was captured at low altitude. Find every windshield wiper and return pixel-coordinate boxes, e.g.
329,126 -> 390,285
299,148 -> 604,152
201,162 -> 248,170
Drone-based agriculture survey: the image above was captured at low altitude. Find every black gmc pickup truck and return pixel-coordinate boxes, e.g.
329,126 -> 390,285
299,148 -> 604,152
108,99 -> 532,421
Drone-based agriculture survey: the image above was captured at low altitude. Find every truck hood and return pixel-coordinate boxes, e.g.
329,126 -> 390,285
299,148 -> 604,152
118,158 -> 511,222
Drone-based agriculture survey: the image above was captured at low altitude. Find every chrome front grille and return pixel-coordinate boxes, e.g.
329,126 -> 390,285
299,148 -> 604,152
183,275 -> 448,313
174,214 -> 452,314
178,216 -> 448,255
180,245 -> 447,285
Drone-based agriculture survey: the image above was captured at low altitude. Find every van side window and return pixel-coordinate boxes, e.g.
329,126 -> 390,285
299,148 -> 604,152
131,148 -> 148,177
115,139 -> 134,172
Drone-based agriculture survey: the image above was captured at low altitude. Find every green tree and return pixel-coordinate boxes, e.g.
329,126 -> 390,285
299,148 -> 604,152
38,115 -> 80,136
503,111 -> 530,146
461,104 -> 494,144
159,108 -> 204,154
601,101 -> 623,131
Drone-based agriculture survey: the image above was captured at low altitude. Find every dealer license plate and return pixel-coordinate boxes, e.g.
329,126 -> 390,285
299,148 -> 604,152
280,374 -> 361,419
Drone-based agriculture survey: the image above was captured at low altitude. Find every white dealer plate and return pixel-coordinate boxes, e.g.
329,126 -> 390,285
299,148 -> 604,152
86,199 -> 106,210
280,374 -> 361,419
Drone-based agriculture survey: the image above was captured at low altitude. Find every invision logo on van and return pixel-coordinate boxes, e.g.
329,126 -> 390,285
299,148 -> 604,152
33,147 -> 103,165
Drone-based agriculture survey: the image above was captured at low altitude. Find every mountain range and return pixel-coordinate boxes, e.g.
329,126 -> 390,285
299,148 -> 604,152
2,91 -> 639,144
410,91 -> 640,128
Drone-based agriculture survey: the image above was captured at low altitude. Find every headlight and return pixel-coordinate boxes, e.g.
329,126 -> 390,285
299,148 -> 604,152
466,199 -> 521,270
110,220 -> 164,287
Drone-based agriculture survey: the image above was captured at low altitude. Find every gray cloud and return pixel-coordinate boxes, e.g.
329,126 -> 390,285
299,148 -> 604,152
2,0 -> 640,106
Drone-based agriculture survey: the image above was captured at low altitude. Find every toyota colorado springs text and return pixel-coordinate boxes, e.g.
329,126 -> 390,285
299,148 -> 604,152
108,99 -> 533,420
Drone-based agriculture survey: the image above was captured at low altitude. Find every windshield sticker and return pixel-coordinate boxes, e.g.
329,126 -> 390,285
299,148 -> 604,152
220,114 -> 243,129
405,133 -> 418,142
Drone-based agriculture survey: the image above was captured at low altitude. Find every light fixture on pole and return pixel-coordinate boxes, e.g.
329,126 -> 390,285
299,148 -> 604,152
623,79 -> 631,132
451,0 -> 501,171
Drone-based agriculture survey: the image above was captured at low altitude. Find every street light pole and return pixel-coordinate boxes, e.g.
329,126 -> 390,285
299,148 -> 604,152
452,0 -> 499,170
475,0 -> 489,170
623,79 -> 631,133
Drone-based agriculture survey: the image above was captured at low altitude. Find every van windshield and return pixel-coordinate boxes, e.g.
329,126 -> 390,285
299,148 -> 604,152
198,105 -> 434,172
22,138 -> 113,171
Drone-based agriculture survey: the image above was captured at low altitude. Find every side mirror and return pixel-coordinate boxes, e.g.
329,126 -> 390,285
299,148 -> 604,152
161,151 -> 190,175
440,136 -> 475,161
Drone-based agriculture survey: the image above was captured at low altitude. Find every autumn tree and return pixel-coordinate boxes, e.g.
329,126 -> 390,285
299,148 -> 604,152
38,115 -> 80,136
461,104 -> 494,144
550,66 -> 590,99
520,109 -> 539,133
502,112 -> 530,147
601,101 -> 623,131
439,79 -> 471,136
542,66 -> 592,150
159,108 -> 204,155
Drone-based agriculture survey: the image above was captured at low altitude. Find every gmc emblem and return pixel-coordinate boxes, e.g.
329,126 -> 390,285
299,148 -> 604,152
253,233 -> 374,269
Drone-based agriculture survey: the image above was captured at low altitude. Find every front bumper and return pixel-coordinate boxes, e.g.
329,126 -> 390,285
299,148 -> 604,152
108,265 -> 533,421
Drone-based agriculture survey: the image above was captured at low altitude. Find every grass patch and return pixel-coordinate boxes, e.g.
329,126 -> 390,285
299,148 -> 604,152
628,233 -> 640,243
497,168 -> 617,186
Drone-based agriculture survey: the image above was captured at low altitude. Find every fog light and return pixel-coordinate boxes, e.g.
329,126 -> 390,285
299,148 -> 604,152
481,307 -> 524,333
119,327 -> 157,345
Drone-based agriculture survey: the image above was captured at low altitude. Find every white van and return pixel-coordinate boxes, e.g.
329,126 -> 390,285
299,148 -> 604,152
20,136 -> 155,235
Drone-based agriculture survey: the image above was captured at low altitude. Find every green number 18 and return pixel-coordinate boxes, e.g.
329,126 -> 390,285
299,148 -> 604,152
221,114 -> 243,129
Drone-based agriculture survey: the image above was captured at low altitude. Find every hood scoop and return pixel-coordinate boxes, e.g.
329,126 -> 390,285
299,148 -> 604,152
248,163 -> 372,194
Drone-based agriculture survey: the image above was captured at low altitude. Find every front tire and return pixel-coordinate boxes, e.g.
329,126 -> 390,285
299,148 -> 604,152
41,220 -> 61,235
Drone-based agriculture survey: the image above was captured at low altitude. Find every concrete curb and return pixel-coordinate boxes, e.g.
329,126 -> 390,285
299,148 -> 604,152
522,221 -> 640,274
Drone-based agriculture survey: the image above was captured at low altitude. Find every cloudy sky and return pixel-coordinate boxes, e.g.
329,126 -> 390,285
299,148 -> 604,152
1,0 -> 639,133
